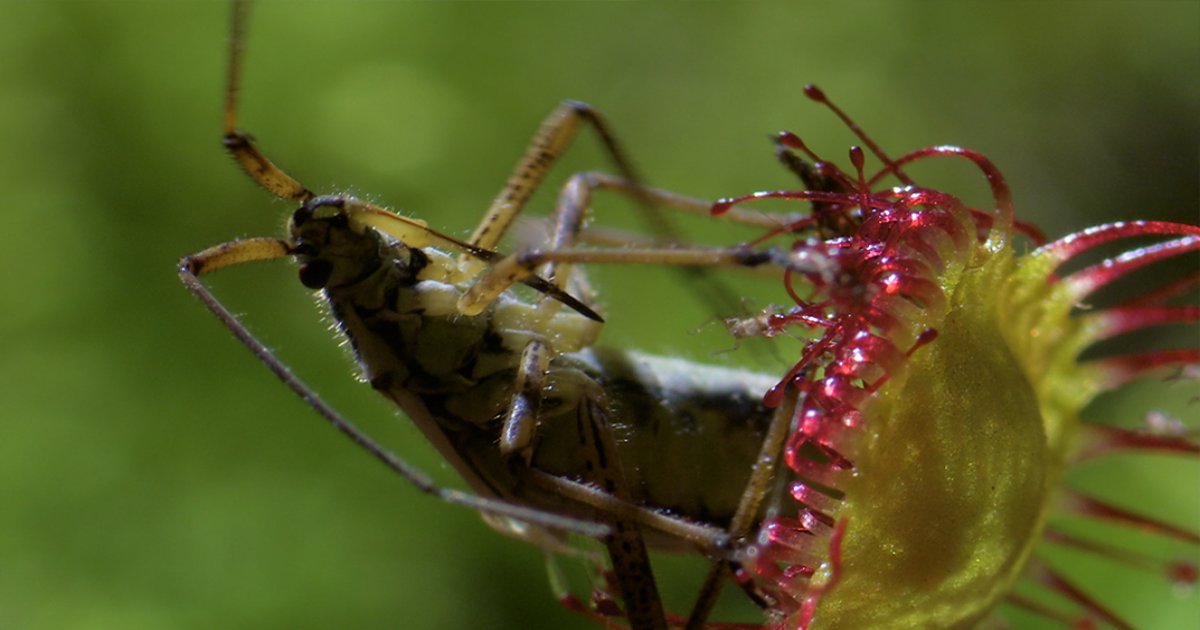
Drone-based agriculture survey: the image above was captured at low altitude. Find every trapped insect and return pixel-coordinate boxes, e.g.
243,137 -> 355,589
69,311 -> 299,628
181,1 -> 806,628
180,3 -> 1198,629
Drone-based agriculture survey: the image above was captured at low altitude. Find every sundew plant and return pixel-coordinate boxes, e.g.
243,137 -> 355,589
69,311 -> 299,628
696,86 -> 1199,630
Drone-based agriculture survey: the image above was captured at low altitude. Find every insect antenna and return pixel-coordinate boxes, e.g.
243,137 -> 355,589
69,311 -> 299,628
221,0 -> 313,202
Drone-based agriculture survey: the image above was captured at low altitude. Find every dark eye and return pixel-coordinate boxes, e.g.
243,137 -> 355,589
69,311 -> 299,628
291,205 -> 313,227
298,259 -> 333,289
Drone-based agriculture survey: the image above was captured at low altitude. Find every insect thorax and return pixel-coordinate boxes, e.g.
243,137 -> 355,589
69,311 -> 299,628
292,208 -> 787,538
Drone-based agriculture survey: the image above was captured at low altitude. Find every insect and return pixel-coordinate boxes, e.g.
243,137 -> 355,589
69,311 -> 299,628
181,1 -> 808,628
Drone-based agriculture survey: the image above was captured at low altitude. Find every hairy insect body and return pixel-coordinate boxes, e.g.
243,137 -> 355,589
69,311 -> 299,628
194,7 -> 801,621
293,199 -> 782,541
563,350 -> 781,531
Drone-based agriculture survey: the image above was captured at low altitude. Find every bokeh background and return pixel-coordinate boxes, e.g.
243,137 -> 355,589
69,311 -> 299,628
1,1 -> 1196,628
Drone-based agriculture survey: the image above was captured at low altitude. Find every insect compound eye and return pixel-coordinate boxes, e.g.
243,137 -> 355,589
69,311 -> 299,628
298,258 -> 333,289
291,205 -> 313,227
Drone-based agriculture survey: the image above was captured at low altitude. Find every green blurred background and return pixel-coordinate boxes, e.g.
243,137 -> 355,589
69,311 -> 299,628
1,1 -> 1196,628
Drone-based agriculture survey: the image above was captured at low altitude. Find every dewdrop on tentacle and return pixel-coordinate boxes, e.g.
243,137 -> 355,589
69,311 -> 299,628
711,85 -> 1198,629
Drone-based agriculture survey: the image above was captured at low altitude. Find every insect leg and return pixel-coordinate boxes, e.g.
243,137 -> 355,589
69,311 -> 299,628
523,469 -> 730,554
178,238 -> 610,539
556,172 -> 792,246
458,244 -> 776,316
573,385 -> 667,630
492,172 -> 622,461
465,101 -> 648,255
499,339 -> 552,461
538,171 -> 804,305
684,386 -> 800,629
470,168 -> 802,316
462,101 -> 754,317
